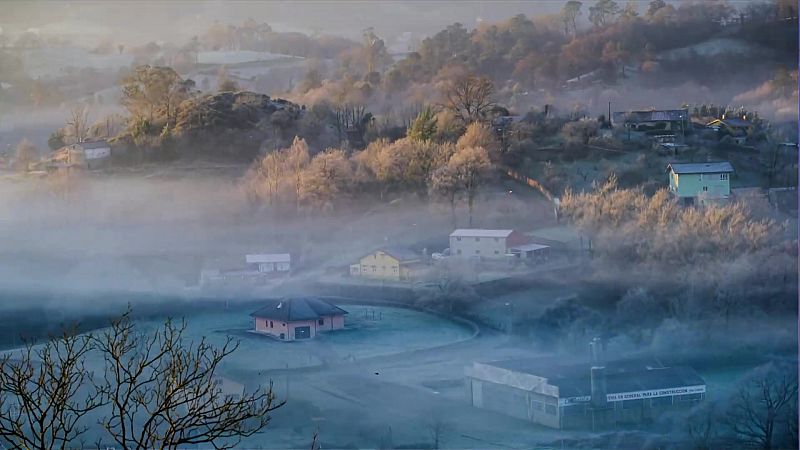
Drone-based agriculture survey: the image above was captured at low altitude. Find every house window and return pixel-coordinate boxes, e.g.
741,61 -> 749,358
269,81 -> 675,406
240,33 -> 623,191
720,173 -> 728,180
318,319 -> 324,325
456,236 -> 461,241
531,400 -> 544,411
475,250 -> 480,254
703,186 -> 708,191
545,404 -> 557,415
372,265 -> 376,272
279,333 -> 285,340
494,237 -> 499,242
475,237 -> 480,242
392,266 -> 398,273
269,321 -> 273,328
494,250 -> 499,254
456,249 -> 462,255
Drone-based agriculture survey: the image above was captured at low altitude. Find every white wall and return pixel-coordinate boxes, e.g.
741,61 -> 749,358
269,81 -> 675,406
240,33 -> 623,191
450,235 -> 508,258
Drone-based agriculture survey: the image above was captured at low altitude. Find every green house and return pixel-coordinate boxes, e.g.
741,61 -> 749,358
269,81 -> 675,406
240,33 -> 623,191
667,162 -> 734,205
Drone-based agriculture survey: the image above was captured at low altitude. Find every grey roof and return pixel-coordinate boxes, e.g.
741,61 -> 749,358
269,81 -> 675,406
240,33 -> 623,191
79,141 -> 110,149
375,246 -> 420,262
614,109 -> 688,123
721,118 -> 752,128
487,357 -> 705,399
667,162 -> 734,174
451,229 -> 514,238
250,297 -> 348,322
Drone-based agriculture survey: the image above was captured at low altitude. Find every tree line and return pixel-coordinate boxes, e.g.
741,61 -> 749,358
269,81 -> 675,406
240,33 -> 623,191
242,117 -> 501,226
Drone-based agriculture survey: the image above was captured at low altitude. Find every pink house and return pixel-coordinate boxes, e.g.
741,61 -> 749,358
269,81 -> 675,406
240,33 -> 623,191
251,297 -> 347,341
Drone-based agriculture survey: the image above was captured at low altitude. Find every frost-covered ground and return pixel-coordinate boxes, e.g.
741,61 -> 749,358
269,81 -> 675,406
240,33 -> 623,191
155,304 -> 475,375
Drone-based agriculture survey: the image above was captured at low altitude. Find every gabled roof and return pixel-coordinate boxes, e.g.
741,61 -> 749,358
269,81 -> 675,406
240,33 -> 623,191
374,246 -> 420,262
450,229 -> 514,238
708,118 -> 753,128
667,162 -> 734,174
246,253 -> 290,264
250,297 -> 347,322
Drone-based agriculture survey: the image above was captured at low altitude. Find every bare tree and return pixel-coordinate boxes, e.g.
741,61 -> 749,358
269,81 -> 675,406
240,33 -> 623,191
0,331 -> 104,450
726,363 -> 798,450
92,311 -> 284,450
427,415 -> 450,450
441,75 -> 495,124
66,106 -> 90,144
686,402 -> 720,450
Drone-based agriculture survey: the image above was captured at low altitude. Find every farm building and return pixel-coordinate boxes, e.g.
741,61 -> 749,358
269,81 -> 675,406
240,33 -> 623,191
449,229 -> 528,259
508,243 -> 550,261
611,109 -> 689,134
45,141 -> 112,170
525,226 -> 588,258
667,161 -> 734,205
465,339 -> 706,430
246,253 -> 291,273
251,297 -> 347,341
350,246 -> 423,281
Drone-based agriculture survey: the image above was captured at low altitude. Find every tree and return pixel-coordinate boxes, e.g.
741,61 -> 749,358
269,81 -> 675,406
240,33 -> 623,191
48,130 -> 65,150
429,165 -> 460,227
447,146 -> 491,227
441,75 -> 495,124
13,138 -> 37,172
589,0 -> 620,27
646,0 -> 667,18
727,363 -> 798,450
286,136 -> 311,212
121,65 -> 195,125
620,1 -> 639,21
407,107 -> 437,142
560,1 -> 583,36
300,149 -> 352,210
456,122 -> 501,162
217,66 -> 239,92
361,28 -> 390,74
0,331 -> 104,450
66,105 -> 90,144
93,312 -> 283,450
686,402 -> 721,450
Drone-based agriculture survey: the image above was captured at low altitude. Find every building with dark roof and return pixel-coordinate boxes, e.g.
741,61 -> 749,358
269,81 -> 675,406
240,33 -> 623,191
611,109 -> 689,134
251,297 -> 347,341
465,340 -> 706,430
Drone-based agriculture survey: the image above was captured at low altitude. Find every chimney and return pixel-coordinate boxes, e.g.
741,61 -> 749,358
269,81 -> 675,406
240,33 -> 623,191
589,337 -> 608,409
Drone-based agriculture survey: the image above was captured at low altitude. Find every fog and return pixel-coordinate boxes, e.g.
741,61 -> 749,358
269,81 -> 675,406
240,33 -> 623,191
0,1 -> 797,449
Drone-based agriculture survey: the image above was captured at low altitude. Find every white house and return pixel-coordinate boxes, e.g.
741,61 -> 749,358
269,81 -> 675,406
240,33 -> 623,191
449,229 -> 528,259
246,253 -> 291,273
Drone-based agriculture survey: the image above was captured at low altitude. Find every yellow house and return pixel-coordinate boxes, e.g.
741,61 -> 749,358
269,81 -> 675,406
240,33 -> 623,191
350,247 -> 421,281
